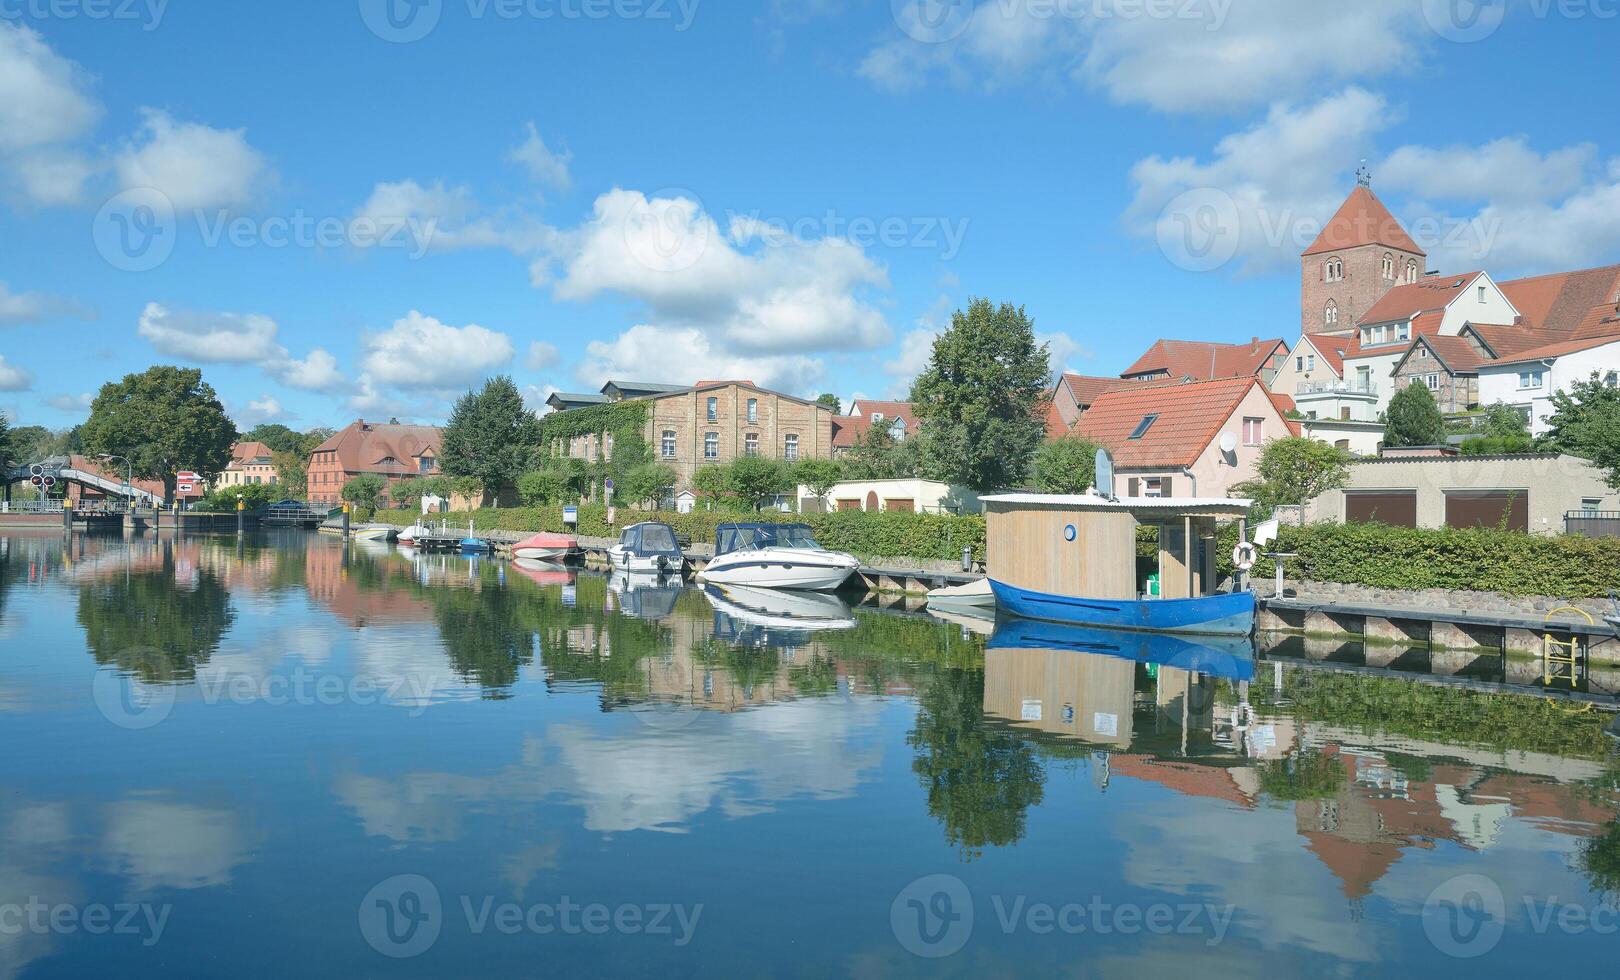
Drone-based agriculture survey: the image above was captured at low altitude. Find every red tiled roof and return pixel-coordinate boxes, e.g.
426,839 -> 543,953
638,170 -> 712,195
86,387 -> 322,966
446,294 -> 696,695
1414,336 -> 1488,374
830,416 -> 871,449
313,420 -> 441,476
1302,186 -> 1426,257
1462,322 -> 1552,359
1570,302 -> 1620,341
1489,333 -> 1620,368
1359,271 -> 1483,326
850,400 -> 917,423
1058,374 -> 1128,408
1075,376 -> 1280,469
1498,263 -> 1620,333
1304,334 -> 1359,375
227,441 -> 274,469
1344,311 -> 1445,362
1121,338 -> 1286,382
1043,399 -> 1071,440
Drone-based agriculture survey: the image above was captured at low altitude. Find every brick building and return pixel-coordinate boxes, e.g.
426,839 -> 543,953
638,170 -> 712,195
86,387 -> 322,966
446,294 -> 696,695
305,420 -> 442,507
1300,176 -> 1427,337
550,380 -> 835,489
215,441 -> 278,489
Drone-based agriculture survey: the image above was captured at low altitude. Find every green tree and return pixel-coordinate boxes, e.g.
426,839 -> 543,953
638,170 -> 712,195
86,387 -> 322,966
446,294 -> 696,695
910,298 -> 1051,491
619,462 -> 678,508
795,457 -> 843,508
242,423 -> 303,453
816,393 -> 842,415
1383,383 -> 1448,448
441,376 -> 542,504
691,464 -> 732,508
1541,375 -> 1620,487
1031,435 -> 1101,494
80,366 -> 237,503
198,482 -> 279,512
271,449 -> 309,498
78,563 -> 233,683
727,456 -> 793,511
341,473 -> 388,515
7,424 -> 55,463
1229,436 -> 1352,512
1458,433 -> 1535,455
516,459 -> 587,506
839,423 -> 921,480
1478,403 -> 1531,438
0,411 -> 11,466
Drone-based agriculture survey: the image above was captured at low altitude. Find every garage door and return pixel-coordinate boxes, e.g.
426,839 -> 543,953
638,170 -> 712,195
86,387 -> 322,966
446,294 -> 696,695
1344,491 -> 1417,527
1445,490 -> 1528,532
884,498 -> 915,513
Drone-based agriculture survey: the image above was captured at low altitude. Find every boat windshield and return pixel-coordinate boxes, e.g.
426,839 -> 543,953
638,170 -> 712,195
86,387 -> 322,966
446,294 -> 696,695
716,524 -> 820,555
638,524 -> 678,553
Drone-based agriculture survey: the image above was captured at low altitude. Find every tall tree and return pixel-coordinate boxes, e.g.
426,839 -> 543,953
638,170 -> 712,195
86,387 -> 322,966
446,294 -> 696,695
80,366 -> 237,503
910,298 -> 1051,491
0,411 -> 11,467
1031,435 -> 1101,494
242,423 -> 302,453
1541,374 -> 1620,487
441,376 -> 542,504
1383,383 -> 1447,448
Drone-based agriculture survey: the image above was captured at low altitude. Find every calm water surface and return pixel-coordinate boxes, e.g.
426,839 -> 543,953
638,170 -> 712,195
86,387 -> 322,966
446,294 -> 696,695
1,530 -> 1617,977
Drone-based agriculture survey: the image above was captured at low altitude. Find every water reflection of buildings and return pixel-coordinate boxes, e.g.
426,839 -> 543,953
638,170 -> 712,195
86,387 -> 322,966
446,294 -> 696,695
979,640 -> 1619,903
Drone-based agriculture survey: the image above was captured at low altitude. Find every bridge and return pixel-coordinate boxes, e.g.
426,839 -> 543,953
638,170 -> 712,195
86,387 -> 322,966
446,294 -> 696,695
2,456 -> 165,508
259,500 -> 328,526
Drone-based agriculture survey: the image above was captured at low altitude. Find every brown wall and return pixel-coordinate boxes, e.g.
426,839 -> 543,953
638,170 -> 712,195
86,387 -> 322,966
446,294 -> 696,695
985,503 -> 1137,599
1302,244 -> 1423,336
1391,361 -> 1477,414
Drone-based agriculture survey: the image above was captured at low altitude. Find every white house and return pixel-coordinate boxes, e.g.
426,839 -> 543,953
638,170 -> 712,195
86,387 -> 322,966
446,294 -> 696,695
1343,271 -> 1519,415
1271,334 -> 1383,455
1478,335 -> 1620,435
799,478 -> 981,515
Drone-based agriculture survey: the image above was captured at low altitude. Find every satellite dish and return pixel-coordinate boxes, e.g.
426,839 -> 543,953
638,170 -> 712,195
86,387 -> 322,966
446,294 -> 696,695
1219,432 -> 1239,455
1094,448 -> 1116,500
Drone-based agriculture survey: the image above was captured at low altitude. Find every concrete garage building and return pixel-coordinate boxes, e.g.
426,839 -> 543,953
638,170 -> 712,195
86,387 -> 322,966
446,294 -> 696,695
800,478 -> 981,515
1306,453 -> 1620,535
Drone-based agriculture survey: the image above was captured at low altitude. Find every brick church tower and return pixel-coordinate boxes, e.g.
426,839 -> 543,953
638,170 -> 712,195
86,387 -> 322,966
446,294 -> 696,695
1301,166 -> 1426,336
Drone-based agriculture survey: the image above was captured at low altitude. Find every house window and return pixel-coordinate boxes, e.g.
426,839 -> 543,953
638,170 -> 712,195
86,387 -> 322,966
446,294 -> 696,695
661,430 -> 677,459
746,398 -> 758,423
1128,415 -> 1158,440
704,432 -> 719,459
1143,478 -> 1163,498
1324,302 -> 1338,327
1478,285 -> 1487,303
1426,374 -> 1440,391
1417,346 -> 1429,358
1583,498 -> 1603,516
604,432 -> 614,460
1382,254 -> 1395,280
1518,370 -> 1544,390
1307,354 -> 1316,372
1296,356 -> 1304,371
1242,417 -> 1264,446
706,397 -> 718,422
784,434 -> 799,460
1396,322 -> 1410,341
1324,257 -> 1344,282
744,432 -> 759,457
1606,371 -> 1618,388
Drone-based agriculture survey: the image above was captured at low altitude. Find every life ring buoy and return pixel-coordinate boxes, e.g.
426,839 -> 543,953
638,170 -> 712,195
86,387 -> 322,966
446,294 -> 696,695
1232,542 -> 1258,572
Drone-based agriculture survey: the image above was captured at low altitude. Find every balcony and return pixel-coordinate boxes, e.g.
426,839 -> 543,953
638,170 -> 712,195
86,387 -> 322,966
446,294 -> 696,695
1297,380 -> 1377,397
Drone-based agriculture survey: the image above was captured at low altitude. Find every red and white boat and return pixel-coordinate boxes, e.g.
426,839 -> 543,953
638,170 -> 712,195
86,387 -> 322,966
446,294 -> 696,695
512,531 -> 580,562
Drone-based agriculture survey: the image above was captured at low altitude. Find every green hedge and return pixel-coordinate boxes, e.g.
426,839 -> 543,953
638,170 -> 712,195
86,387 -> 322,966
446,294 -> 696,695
376,506 -> 987,562
1252,521 -> 1620,598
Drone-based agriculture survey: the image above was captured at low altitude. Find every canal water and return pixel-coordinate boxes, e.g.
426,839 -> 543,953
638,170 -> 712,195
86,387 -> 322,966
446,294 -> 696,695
2,530 -> 1617,977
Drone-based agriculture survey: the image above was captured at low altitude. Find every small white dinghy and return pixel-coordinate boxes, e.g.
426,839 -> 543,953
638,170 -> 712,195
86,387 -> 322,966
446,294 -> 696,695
925,577 -> 994,612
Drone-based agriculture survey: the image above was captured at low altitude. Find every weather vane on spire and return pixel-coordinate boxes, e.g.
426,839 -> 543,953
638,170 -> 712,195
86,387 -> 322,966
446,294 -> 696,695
1356,159 -> 1372,188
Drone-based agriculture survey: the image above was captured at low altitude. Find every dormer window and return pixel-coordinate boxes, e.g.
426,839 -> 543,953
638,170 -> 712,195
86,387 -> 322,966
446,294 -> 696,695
1128,415 -> 1159,440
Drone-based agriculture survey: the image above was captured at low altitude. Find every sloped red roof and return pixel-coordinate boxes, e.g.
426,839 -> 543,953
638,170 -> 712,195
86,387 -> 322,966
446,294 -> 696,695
830,416 -> 871,449
1075,376 -> 1282,469
1498,263 -> 1620,333
1121,338 -> 1286,382
1059,374 -> 1128,408
1299,334 -> 1359,375
1303,186 -> 1426,257
313,420 -> 441,476
1360,272 -> 1483,326
1413,336 -> 1488,374
1570,302 -> 1620,341
226,441 -> 274,468
1043,399 -> 1071,440
1463,322 -> 1553,359
1488,333 -> 1620,368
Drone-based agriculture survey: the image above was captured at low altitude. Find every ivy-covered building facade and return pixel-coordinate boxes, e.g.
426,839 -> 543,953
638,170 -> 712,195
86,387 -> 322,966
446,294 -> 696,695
544,380 -> 836,493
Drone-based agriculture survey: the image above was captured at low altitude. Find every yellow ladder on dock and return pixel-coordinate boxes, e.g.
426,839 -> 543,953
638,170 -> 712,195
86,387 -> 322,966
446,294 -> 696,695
1542,606 -> 1590,687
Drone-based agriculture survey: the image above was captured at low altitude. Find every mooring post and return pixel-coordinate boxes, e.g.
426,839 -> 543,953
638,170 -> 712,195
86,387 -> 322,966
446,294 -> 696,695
341,502 -> 351,537
62,497 -> 72,534
236,495 -> 245,536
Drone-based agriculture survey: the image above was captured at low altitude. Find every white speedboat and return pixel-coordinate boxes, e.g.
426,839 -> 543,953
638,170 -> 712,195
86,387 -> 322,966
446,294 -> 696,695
608,522 -> 685,574
698,523 -> 859,592
351,524 -> 397,542
398,523 -> 432,546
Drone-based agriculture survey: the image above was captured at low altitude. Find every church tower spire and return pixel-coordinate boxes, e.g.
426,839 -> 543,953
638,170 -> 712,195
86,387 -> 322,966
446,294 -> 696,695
1299,175 -> 1426,336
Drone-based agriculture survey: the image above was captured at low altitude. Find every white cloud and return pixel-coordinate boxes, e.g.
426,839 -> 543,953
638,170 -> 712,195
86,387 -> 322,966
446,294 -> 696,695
1127,88 -> 1620,275
523,383 -> 559,414
0,355 -> 34,392
100,799 -> 248,892
577,324 -> 825,395
883,327 -> 937,382
0,282 -> 96,326
861,0 -> 1426,114
137,303 -> 284,362
233,396 -> 286,429
268,347 -> 350,394
1041,330 -> 1094,375
353,179 -> 555,255
525,340 -> 560,371
12,149 -> 95,206
45,392 -> 92,413
359,310 -> 516,391
0,23 -> 101,152
115,108 -> 268,210
507,122 -> 572,190
544,188 -> 892,357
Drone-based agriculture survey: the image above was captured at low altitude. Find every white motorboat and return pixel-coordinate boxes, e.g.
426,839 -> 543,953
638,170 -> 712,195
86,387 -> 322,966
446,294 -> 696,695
398,523 -> 431,546
698,523 -> 860,592
512,531 -> 580,562
926,577 -> 994,612
607,522 -> 685,574
607,569 -> 684,619
350,524 -> 397,542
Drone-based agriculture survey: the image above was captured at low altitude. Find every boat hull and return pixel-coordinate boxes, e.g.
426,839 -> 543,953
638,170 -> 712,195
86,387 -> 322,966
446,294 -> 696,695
700,550 -> 858,591
988,580 -> 1255,636
609,548 -> 680,574
513,532 -> 579,562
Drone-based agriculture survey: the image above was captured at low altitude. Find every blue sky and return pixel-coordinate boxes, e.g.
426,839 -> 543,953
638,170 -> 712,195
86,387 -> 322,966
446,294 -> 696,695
3,0 -> 1618,431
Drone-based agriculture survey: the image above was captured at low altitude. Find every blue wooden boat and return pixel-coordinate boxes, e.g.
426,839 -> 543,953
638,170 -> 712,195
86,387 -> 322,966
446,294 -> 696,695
459,536 -> 490,555
988,616 -> 1255,681
988,580 -> 1255,637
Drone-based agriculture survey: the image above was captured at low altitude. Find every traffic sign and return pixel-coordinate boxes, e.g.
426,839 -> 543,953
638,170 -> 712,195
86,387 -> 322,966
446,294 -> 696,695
42,476 -> 56,489
563,506 -> 578,525
30,475 -> 42,487
29,464 -> 43,477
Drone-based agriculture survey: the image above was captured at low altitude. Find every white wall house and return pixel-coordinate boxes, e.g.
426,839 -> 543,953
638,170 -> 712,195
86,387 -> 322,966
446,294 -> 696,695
799,478 -> 981,515
1478,336 -> 1620,435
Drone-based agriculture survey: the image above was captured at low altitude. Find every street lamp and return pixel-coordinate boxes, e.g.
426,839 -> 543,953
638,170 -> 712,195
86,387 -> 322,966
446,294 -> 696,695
96,454 -> 133,509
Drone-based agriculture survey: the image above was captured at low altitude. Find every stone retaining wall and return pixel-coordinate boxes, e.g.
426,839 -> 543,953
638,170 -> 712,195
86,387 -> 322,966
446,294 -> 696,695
1255,579 -> 1614,621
